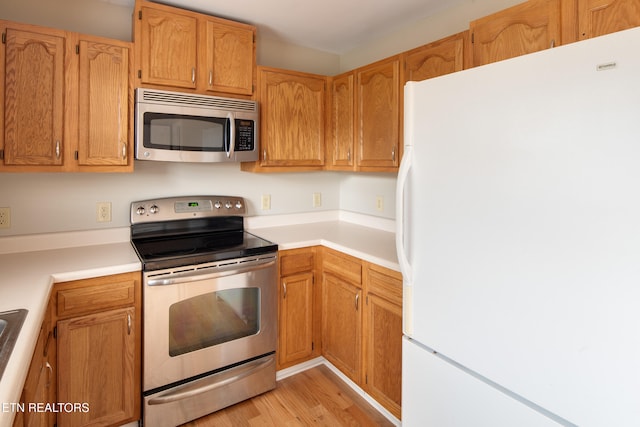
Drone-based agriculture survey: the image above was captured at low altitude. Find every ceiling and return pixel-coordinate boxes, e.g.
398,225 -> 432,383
117,0 -> 457,54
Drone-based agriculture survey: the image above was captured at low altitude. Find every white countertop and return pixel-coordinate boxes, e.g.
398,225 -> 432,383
0,211 -> 398,426
248,215 -> 399,272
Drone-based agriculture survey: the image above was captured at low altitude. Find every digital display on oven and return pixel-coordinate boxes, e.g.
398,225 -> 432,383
175,200 -> 213,213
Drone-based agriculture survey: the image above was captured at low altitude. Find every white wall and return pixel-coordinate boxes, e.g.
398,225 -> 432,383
0,163 -> 346,236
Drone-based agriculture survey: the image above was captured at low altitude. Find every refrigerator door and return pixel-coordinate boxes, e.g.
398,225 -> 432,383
401,27 -> 640,427
402,338 -> 562,426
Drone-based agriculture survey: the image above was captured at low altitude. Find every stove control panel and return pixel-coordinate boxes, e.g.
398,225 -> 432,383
131,196 -> 246,223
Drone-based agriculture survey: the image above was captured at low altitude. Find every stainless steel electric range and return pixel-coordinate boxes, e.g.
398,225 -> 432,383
130,196 -> 278,427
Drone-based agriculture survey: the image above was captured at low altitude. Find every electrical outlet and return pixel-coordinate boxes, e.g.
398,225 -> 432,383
96,202 -> 112,223
0,207 -> 10,229
312,192 -> 322,208
261,194 -> 271,210
376,196 -> 384,212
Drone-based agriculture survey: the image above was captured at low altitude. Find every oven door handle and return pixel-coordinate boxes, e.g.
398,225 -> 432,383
147,355 -> 275,405
146,257 -> 276,286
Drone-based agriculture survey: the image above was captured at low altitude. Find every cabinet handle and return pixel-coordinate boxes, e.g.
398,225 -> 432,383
347,149 -> 351,162
263,149 -> 267,161
122,142 -> 127,160
127,313 -> 132,335
283,282 -> 287,298
209,70 -> 213,86
391,146 -> 396,162
550,39 -> 556,48
355,293 -> 360,310
45,361 -> 53,388
55,140 -> 61,159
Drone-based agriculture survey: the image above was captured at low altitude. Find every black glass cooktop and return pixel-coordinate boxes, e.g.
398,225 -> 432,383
131,217 -> 277,271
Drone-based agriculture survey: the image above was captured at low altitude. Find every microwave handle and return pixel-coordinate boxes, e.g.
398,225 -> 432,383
226,112 -> 236,159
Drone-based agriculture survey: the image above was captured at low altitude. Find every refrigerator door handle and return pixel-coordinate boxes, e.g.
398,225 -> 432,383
396,144 -> 414,335
396,144 -> 413,283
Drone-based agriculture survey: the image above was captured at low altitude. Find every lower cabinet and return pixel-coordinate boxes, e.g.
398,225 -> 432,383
15,271 -> 141,427
362,262 -> 403,419
319,247 -> 403,419
278,247 -> 321,369
14,302 -> 55,427
321,248 -> 363,384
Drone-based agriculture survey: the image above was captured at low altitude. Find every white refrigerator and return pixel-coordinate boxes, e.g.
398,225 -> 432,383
396,27 -> 640,426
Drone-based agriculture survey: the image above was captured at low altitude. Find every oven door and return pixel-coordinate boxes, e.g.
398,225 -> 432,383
143,254 -> 277,392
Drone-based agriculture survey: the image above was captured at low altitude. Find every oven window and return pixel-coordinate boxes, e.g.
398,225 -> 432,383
144,112 -> 228,152
168,288 -> 260,357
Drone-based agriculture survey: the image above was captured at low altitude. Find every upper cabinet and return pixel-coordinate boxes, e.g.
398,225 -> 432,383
326,72 -> 356,171
404,31 -> 471,83
2,26 -> 65,168
470,0 -> 564,66
578,0 -> 640,39
242,66 -> 326,172
355,55 -> 401,172
77,36 -> 131,168
134,0 -> 256,97
0,21 -> 133,173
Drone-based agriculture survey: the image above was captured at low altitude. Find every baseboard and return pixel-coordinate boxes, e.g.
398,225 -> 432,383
276,357 -> 401,426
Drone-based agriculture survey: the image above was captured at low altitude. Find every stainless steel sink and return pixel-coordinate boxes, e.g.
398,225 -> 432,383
0,309 -> 28,381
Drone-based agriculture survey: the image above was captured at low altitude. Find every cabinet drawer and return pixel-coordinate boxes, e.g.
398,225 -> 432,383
280,248 -> 315,276
323,248 -> 361,286
56,273 -> 138,319
365,263 -> 402,306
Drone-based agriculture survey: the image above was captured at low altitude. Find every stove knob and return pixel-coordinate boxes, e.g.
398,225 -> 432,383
235,201 -> 243,209
149,205 -> 159,214
225,201 -> 233,209
214,201 -> 222,209
136,206 -> 146,215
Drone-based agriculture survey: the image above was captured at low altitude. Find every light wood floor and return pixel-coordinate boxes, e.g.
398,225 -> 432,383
181,365 -> 395,426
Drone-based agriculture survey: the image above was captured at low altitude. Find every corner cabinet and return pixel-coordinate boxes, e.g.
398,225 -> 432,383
0,20 -> 133,173
321,248 -> 363,383
53,272 -> 141,427
326,72 -> 356,171
134,0 -> 256,96
277,248 -> 321,369
355,55 -> 401,172
242,67 -> 326,172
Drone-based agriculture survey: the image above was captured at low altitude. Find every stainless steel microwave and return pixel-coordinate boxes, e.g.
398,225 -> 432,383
135,88 -> 259,163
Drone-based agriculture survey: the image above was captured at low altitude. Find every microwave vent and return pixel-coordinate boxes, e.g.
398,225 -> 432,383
138,89 -> 257,112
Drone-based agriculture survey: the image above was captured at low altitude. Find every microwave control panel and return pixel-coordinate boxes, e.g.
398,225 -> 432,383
235,120 -> 255,151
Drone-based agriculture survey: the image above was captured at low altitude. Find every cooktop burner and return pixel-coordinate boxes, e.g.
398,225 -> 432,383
130,196 -> 277,271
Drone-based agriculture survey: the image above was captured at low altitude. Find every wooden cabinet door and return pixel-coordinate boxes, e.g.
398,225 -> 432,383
279,272 -> 315,366
57,307 -> 137,427
139,5 -> 197,89
327,72 -> 355,170
356,56 -> 400,171
203,19 -> 255,95
470,0 -> 562,67
322,272 -> 362,383
404,32 -> 469,83
77,37 -> 131,168
258,67 -> 326,168
363,264 -> 403,419
2,27 -> 65,166
578,0 -> 640,39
